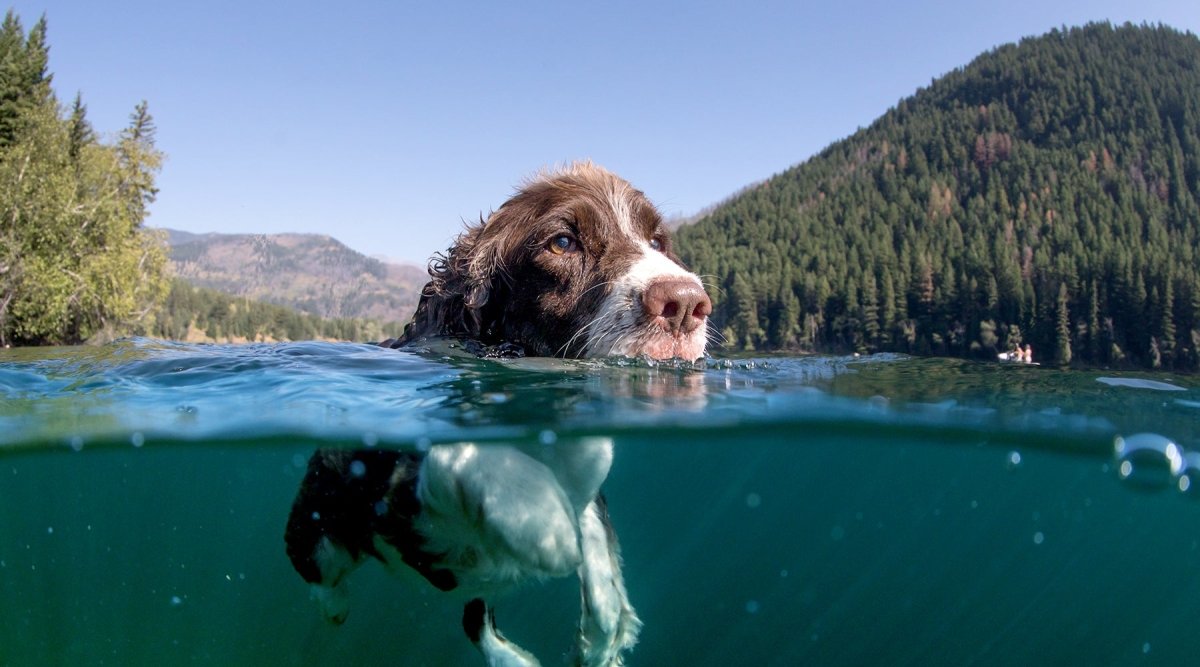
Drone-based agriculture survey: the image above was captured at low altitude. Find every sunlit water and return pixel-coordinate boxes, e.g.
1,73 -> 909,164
2,338 -> 1200,666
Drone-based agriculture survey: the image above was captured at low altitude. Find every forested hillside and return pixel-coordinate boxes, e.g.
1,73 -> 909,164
677,23 -> 1200,369
150,279 -> 395,344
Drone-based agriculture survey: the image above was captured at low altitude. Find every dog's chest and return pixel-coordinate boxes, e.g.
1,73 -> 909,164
376,439 -> 615,595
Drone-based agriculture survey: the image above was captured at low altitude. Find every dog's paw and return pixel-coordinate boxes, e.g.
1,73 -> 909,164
463,598 -> 543,667
311,583 -> 349,625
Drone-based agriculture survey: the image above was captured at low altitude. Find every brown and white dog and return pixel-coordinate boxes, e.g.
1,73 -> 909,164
384,161 -> 712,360
285,163 -> 711,666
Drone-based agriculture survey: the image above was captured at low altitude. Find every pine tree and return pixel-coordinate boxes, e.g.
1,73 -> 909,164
1160,276 -> 1176,367
66,92 -> 93,160
1055,282 -> 1072,367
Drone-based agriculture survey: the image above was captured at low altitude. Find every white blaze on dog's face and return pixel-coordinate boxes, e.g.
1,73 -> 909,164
457,162 -> 712,361
580,184 -> 710,359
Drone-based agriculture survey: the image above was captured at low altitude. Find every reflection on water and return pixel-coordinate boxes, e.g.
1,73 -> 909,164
1,340 -> 1200,665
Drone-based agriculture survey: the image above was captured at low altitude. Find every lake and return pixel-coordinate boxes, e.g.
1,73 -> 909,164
2,338 -> 1199,665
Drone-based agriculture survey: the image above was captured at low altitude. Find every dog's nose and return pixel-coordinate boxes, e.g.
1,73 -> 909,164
642,279 -> 712,335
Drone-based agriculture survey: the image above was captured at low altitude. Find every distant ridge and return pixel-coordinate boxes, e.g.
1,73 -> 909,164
677,22 -> 1200,370
160,229 -> 427,324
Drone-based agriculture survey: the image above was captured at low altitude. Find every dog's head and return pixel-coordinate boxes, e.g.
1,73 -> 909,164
400,162 -> 711,361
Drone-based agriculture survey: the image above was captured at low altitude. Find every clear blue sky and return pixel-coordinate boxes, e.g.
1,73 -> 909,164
10,1 -> 1200,266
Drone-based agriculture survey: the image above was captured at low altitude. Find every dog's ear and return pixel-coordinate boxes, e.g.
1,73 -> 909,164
397,217 -> 501,343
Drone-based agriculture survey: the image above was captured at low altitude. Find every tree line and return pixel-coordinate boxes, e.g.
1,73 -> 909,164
677,22 -> 1200,370
151,278 -> 400,344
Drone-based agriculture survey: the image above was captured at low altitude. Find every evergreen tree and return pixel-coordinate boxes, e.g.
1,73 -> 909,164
1055,283 -> 1072,366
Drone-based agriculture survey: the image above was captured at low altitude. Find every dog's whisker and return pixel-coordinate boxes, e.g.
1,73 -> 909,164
558,315 -> 607,358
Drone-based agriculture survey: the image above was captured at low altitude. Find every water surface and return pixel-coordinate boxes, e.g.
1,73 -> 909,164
2,339 -> 1199,665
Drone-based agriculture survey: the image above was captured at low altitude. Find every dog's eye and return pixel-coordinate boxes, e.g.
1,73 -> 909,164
549,234 -> 580,255
649,237 -> 665,252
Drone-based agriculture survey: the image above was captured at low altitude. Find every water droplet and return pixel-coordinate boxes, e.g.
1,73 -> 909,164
131,432 -> 145,448
539,430 -> 557,445
69,436 -> 83,452
310,511 -> 321,521
1114,433 -> 1184,490
745,600 -> 760,614
170,596 -> 183,606
745,493 -> 762,509
46,527 -> 53,535
349,460 -> 367,478
1143,642 -> 1151,654
374,500 -> 388,516
780,569 -> 789,578
362,432 -> 379,448
1033,532 -> 1045,545
1006,451 -> 1022,469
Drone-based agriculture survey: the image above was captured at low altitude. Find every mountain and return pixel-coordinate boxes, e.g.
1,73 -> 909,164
162,229 -> 427,324
676,22 -> 1200,370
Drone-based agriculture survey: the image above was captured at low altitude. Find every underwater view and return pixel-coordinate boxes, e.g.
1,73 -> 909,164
2,338 -> 1200,666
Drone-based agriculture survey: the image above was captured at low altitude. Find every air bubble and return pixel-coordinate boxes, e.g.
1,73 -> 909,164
415,437 -> 432,452
349,460 -> 367,478
539,430 -> 558,445
362,432 -> 379,448
69,436 -> 83,452
1006,451 -> 1022,469
1033,532 -> 1044,545
131,432 -> 145,448
745,493 -> 762,509
745,600 -> 760,614
1114,433 -> 1184,491
1177,452 -> 1200,497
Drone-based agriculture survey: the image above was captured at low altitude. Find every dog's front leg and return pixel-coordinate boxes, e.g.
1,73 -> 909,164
463,598 -> 542,667
572,494 -> 641,667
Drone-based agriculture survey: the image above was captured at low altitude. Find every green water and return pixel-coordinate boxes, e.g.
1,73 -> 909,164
2,339 -> 1200,666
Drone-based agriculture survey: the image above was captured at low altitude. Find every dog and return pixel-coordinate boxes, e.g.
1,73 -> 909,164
285,163 -> 712,666
380,161 -> 712,360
